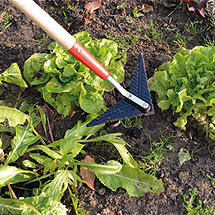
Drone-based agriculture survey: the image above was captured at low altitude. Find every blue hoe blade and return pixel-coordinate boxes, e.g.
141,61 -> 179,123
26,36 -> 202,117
87,53 -> 154,127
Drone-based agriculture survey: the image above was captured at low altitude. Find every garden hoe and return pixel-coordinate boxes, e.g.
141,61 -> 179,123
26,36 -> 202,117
9,0 -> 154,126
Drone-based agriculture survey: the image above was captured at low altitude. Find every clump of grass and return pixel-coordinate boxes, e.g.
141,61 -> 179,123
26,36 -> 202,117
0,11 -> 13,31
143,20 -> 164,45
182,187 -> 215,215
120,117 -> 143,129
140,136 -> 174,176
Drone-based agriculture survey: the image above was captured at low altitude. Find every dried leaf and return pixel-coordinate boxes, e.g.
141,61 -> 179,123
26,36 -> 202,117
163,1 -> 176,8
85,1 -> 101,14
0,148 -> 4,162
206,0 -> 214,16
84,0 -> 101,24
84,17 -> 93,25
80,155 -> 96,190
141,4 -> 153,13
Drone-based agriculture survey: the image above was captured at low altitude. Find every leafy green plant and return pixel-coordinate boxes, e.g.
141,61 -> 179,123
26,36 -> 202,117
5,31 -> 125,116
148,46 -> 215,141
0,70 -> 164,214
182,187 -> 215,215
0,111 -> 164,214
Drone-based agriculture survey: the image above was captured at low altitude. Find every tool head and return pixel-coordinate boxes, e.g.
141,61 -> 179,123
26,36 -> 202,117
87,53 -> 154,127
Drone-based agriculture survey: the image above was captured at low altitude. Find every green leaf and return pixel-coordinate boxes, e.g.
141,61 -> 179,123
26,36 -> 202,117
19,101 -> 41,127
40,87 -> 76,116
0,124 -> 14,133
43,158 -> 58,174
133,7 -> 144,17
0,192 -> 68,215
157,100 -> 171,110
0,63 -> 28,88
23,192 -> 68,215
0,165 -> 36,187
42,170 -> 70,199
79,85 -> 105,113
0,197 -> 41,215
29,153 -> 47,165
79,160 -> 122,174
176,89 -> 192,113
36,105 -> 47,138
178,148 -> 191,165
96,165 -> 164,196
0,106 -> 31,127
64,116 -> 104,140
30,145 -> 62,160
5,125 -> 40,165
148,70 -> 170,99
24,53 -> 51,86
117,3 -> 127,9
23,160 -> 37,168
45,77 -> 77,93
60,140 -> 84,157
83,133 -> 139,168
43,57 -> 60,75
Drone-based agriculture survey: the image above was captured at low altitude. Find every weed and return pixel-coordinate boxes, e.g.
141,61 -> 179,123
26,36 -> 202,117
184,21 -> 209,36
117,3 -> 127,10
108,33 -> 139,52
32,34 -> 50,46
0,11 -> 13,31
108,25 -> 113,36
173,32 -> 188,48
126,34 -> 140,48
143,20 -> 163,45
64,0 -> 73,10
140,136 -> 174,176
182,187 -> 215,215
120,117 -> 142,129
203,35 -> 215,46
203,171 -> 215,189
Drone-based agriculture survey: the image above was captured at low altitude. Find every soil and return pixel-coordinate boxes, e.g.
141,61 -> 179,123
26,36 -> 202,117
0,0 -> 215,215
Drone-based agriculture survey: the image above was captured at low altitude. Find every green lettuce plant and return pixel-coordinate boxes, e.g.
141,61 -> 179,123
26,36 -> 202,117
148,46 -> 215,141
21,31 -> 126,115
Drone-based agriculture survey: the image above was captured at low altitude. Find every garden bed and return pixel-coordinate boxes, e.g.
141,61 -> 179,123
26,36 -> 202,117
0,0 -> 215,214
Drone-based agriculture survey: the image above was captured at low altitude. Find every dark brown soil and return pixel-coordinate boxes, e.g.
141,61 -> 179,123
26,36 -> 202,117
1,0 -> 215,214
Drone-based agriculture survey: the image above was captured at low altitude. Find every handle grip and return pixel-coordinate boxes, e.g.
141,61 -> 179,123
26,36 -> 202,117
68,41 -> 110,80
10,0 -> 110,80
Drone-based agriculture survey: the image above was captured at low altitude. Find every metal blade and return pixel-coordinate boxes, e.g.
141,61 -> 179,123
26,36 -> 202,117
87,53 -> 153,127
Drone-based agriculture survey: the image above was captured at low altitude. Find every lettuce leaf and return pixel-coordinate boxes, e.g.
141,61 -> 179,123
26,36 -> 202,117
149,46 -> 215,140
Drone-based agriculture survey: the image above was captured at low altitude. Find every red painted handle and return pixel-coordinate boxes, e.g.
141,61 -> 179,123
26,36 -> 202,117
68,40 -> 110,80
